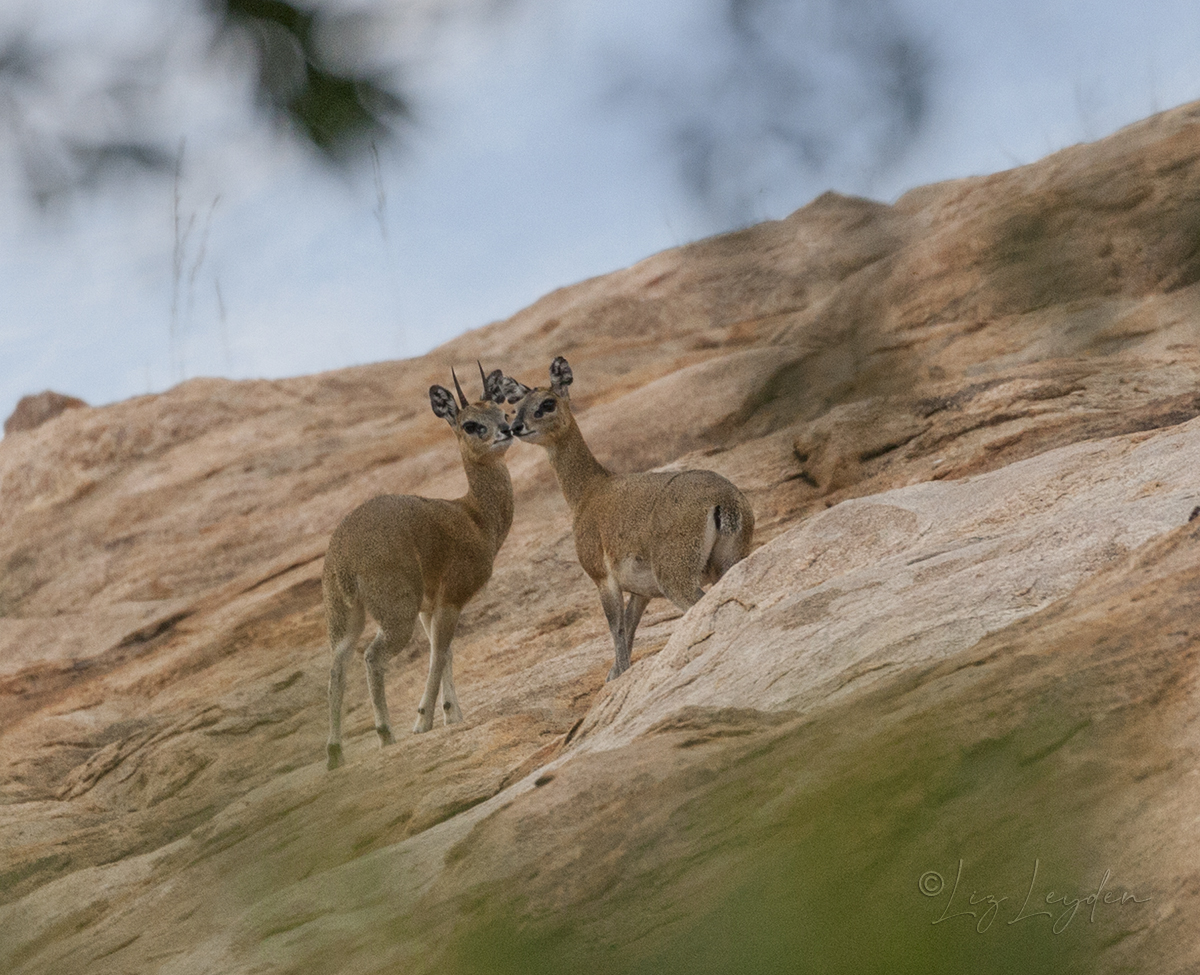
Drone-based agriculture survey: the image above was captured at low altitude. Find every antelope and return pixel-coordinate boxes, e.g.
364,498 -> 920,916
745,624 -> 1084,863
322,365 -> 514,769
503,356 -> 754,680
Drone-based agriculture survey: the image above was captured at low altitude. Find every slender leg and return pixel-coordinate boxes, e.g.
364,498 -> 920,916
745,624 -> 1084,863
415,604 -> 461,733
440,646 -> 464,725
623,592 -> 651,661
436,604 -> 464,726
326,598 -> 366,770
359,578 -> 419,750
363,633 -> 395,746
598,578 -> 631,681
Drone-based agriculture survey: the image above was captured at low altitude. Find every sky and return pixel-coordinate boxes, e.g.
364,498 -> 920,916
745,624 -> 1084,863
1,0 -> 1199,429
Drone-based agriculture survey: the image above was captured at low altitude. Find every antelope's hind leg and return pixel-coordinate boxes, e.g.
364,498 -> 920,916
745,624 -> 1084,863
651,501 -> 714,613
326,595 -> 367,770
359,576 -> 420,748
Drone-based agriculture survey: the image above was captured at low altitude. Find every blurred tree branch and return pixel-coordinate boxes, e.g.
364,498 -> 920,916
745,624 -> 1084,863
213,0 -> 411,157
0,1 -> 411,206
0,32 -> 179,205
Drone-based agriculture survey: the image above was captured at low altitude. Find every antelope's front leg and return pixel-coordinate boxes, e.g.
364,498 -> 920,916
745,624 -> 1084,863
415,605 -> 461,732
440,646 -> 464,725
598,578 -> 630,680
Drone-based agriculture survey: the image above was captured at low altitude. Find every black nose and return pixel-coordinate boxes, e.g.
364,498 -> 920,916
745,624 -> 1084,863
510,420 -> 526,436
499,421 -> 511,436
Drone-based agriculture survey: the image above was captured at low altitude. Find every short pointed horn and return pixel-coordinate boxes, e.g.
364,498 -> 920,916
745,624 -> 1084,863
478,360 -> 489,400
451,367 -> 468,408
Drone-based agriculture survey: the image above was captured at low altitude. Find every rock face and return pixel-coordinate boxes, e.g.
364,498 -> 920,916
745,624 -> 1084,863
3,390 -> 87,436
2,103 -> 1200,975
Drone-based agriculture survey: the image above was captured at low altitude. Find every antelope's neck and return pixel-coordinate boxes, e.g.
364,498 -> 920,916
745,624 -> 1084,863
463,456 -> 514,552
546,417 -> 610,514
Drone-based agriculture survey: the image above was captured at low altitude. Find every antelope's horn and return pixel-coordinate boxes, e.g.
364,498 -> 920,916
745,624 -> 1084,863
451,367 -> 468,408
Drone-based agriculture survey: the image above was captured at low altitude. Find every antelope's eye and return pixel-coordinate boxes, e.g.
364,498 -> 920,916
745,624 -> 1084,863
461,421 -> 482,436
535,399 -> 556,418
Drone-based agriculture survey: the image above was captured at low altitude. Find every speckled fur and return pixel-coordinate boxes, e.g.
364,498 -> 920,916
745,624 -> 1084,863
507,357 -> 754,681
322,371 -> 514,769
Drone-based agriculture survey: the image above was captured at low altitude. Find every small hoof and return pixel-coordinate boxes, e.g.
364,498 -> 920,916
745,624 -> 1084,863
376,726 -> 396,747
326,743 -> 344,770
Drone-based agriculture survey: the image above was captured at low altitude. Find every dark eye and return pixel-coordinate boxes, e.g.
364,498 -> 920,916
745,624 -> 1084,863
461,421 -> 482,435
534,399 -> 556,418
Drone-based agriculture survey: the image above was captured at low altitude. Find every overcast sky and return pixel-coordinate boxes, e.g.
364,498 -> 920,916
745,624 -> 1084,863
2,0 -> 1199,428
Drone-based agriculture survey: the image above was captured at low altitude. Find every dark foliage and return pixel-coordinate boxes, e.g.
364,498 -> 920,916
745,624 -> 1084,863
214,0 -> 411,157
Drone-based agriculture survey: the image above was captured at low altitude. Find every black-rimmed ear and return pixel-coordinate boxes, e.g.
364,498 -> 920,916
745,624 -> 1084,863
498,375 -> 532,404
482,368 -> 507,404
549,356 -> 573,397
430,385 -> 458,424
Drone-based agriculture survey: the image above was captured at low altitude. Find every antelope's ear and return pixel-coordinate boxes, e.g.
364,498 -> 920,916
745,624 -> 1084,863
549,356 -> 573,397
482,369 -> 507,403
498,375 -> 532,404
430,385 -> 458,423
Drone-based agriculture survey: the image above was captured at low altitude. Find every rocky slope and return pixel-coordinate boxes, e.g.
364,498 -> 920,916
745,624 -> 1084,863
2,101 -> 1199,974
